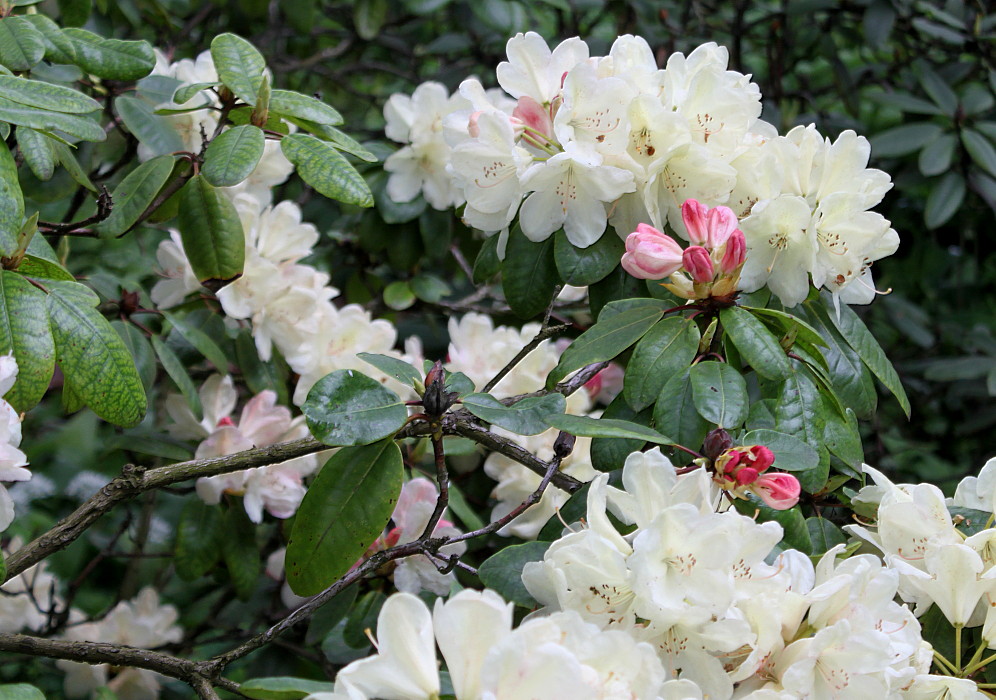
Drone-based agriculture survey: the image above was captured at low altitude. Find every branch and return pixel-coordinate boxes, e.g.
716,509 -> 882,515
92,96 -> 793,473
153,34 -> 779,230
483,322 -> 570,394
38,186 -> 113,236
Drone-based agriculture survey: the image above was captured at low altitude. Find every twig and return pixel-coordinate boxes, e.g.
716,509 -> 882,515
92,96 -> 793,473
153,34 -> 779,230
483,322 -> 570,394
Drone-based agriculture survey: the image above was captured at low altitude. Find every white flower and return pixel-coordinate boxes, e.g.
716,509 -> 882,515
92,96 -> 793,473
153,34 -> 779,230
149,231 -> 202,309
432,589 -> 514,699
496,32 -> 589,104
554,62 -> 634,155
739,194 -> 817,307
0,538 -> 61,633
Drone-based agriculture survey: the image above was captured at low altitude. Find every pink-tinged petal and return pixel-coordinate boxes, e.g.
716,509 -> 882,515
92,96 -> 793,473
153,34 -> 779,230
512,96 -> 553,143
620,224 -> 684,279
720,229 -> 746,273
704,205 -> 739,248
681,199 -> 710,246
682,246 -> 715,283
751,473 -> 801,510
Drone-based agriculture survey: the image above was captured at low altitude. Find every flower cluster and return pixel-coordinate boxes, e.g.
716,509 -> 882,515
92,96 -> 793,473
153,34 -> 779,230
712,444 -> 801,510
311,449 -> 996,699
384,33 -> 898,307
0,355 -> 29,533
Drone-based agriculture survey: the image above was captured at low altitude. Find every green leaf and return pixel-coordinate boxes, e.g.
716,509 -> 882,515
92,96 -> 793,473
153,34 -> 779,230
870,122 -> 944,158
924,170 -> 965,229
824,407 -> 864,473
689,361 -> 748,428
543,413 -> 673,444
743,307 -> 826,348
721,306 -> 792,380
115,95 -> 184,158
774,367 -> 829,492
383,280 -> 415,310
95,156 -> 174,237
176,174 -> 246,286
501,224 -> 558,319
358,352 -> 422,387
0,95 -> 105,142
740,429 -> 819,472
554,229 -> 623,286
172,81 -> 218,105
462,392 -> 566,435
239,678 -> 336,700
269,89 -> 343,126
0,684 -> 46,700
0,141 -> 23,257
285,439 -> 403,596
21,14 -> 77,64
281,133 -> 373,207
163,311 -> 230,374
0,271 -> 54,411
203,125 -> 265,187
0,16 -> 44,71
799,305 -> 877,419
653,367 -> 710,460
0,75 -> 100,114
223,505 -> 260,600
63,28 -> 154,81
15,127 -> 55,181
354,0 -> 389,39
46,281 -> 146,426
478,541 -> 549,608
51,141 -> 96,192
316,125 -> 377,162
917,64 -> 958,113
174,499 -> 223,580
472,234 -> 501,284
305,585 -> 358,646
623,316 -> 700,411
303,369 -> 408,446
962,129 -> 996,179
868,90 -> 945,115
112,321 -> 155,392
820,295 -> 910,417
949,507 -> 993,537
547,301 -> 666,388
210,33 -> 266,106
151,335 -> 201,416
807,517 -> 846,554
591,392 -> 652,471
410,274 -> 449,303
918,133 -> 957,177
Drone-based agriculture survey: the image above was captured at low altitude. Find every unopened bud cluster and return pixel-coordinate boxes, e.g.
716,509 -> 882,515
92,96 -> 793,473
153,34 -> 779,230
621,199 -> 746,301
713,444 -> 801,510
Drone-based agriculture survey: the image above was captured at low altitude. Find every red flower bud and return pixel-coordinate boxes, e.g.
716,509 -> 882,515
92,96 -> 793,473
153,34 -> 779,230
682,246 -> 715,283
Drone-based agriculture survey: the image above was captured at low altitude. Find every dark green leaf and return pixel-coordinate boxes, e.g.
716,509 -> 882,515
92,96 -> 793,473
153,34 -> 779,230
807,517 -> 846,554
689,361 -> 748,428
472,233 -> 501,284
868,90 -> 945,115
270,89 -> 343,126
96,156 -> 175,237
203,125 -> 265,187
15,127 -> 55,181
303,369 -> 407,446
0,271 -> 54,411
918,133 -> 957,177
592,393 -> 652,471
554,229 -> 623,286
543,413 -> 673,444
478,541 -> 549,608
0,141 -> 22,256
354,0 -> 389,39
870,122 -> 944,158
501,225 -> 558,320
744,307 -> 826,349
720,306 -> 792,380
305,585 -> 358,646
111,321 -> 155,392
741,429 -> 819,472
774,367 -> 829,492
151,335 -> 201,416
0,95 -> 104,142
176,174 -> 246,285
174,499 -> 222,580
224,505 -> 260,600
962,129 -> 996,179
0,75 -> 99,114
21,14 -> 76,64
51,141 -> 96,192
281,133 -> 373,207
824,407 -> 864,474
917,64 -> 959,112
623,316 -> 699,411
547,302 -> 665,388
358,352 -> 421,387
211,33 -> 266,106
800,305 -> 877,419
949,507 -> 993,537
47,281 -> 147,427
63,28 -> 154,81
239,678 -> 336,700
0,16 -> 44,71
462,392 -> 566,435
653,367 -> 711,460
285,440 -> 402,595
115,95 -> 184,158
163,310 -> 231,374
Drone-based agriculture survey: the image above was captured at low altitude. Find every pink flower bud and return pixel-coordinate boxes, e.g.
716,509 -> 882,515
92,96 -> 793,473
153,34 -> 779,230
682,246 -> 715,284
735,467 -> 759,486
747,445 -> 775,472
621,224 -> 684,280
751,473 -> 801,510
681,199 -> 740,249
720,229 -> 746,274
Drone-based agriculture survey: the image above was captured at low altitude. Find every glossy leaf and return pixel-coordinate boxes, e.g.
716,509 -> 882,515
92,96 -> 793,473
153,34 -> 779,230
689,361 -> 748,428
623,316 -> 700,411
21,14 -> 76,64
281,134 -> 373,207
174,499 -> 223,580
224,505 -> 260,600
51,141 -> 96,192
285,439 -> 403,595
801,305 -> 877,419
743,307 -> 826,348
317,125 -> 377,162
547,301 -> 665,388
270,89 -> 343,126
211,33 -> 266,106
472,233 -> 501,283
554,228 -> 623,286
0,95 -> 104,142
203,125 -> 265,187
0,271 -> 54,412
962,128 -> 996,179
823,407 -> 864,473
462,392 -> 566,435
543,413 -> 673,444
741,429 -> 820,472
358,352 -> 422,387
0,141 -> 22,256
303,369 -> 408,446
653,367 -> 711,460
47,281 -> 147,427
96,156 -> 175,237
0,684 -> 45,700
0,16 -> 44,71
172,81 -> 218,104
774,367 -> 829,492
721,306 -> 792,380
501,225 -> 558,320
807,517 -> 846,554
478,541 -> 550,608
176,174 -> 246,286
591,393 -> 653,471
163,311 -> 230,374
63,28 -> 155,81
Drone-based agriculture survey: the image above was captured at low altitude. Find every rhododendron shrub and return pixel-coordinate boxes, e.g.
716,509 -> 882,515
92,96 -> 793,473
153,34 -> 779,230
0,7 -> 992,700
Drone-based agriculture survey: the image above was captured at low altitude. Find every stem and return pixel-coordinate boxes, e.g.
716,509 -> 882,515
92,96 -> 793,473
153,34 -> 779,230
957,623 -> 964,671
964,639 -> 990,676
934,649 -> 960,675
964,649 -> 996,676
